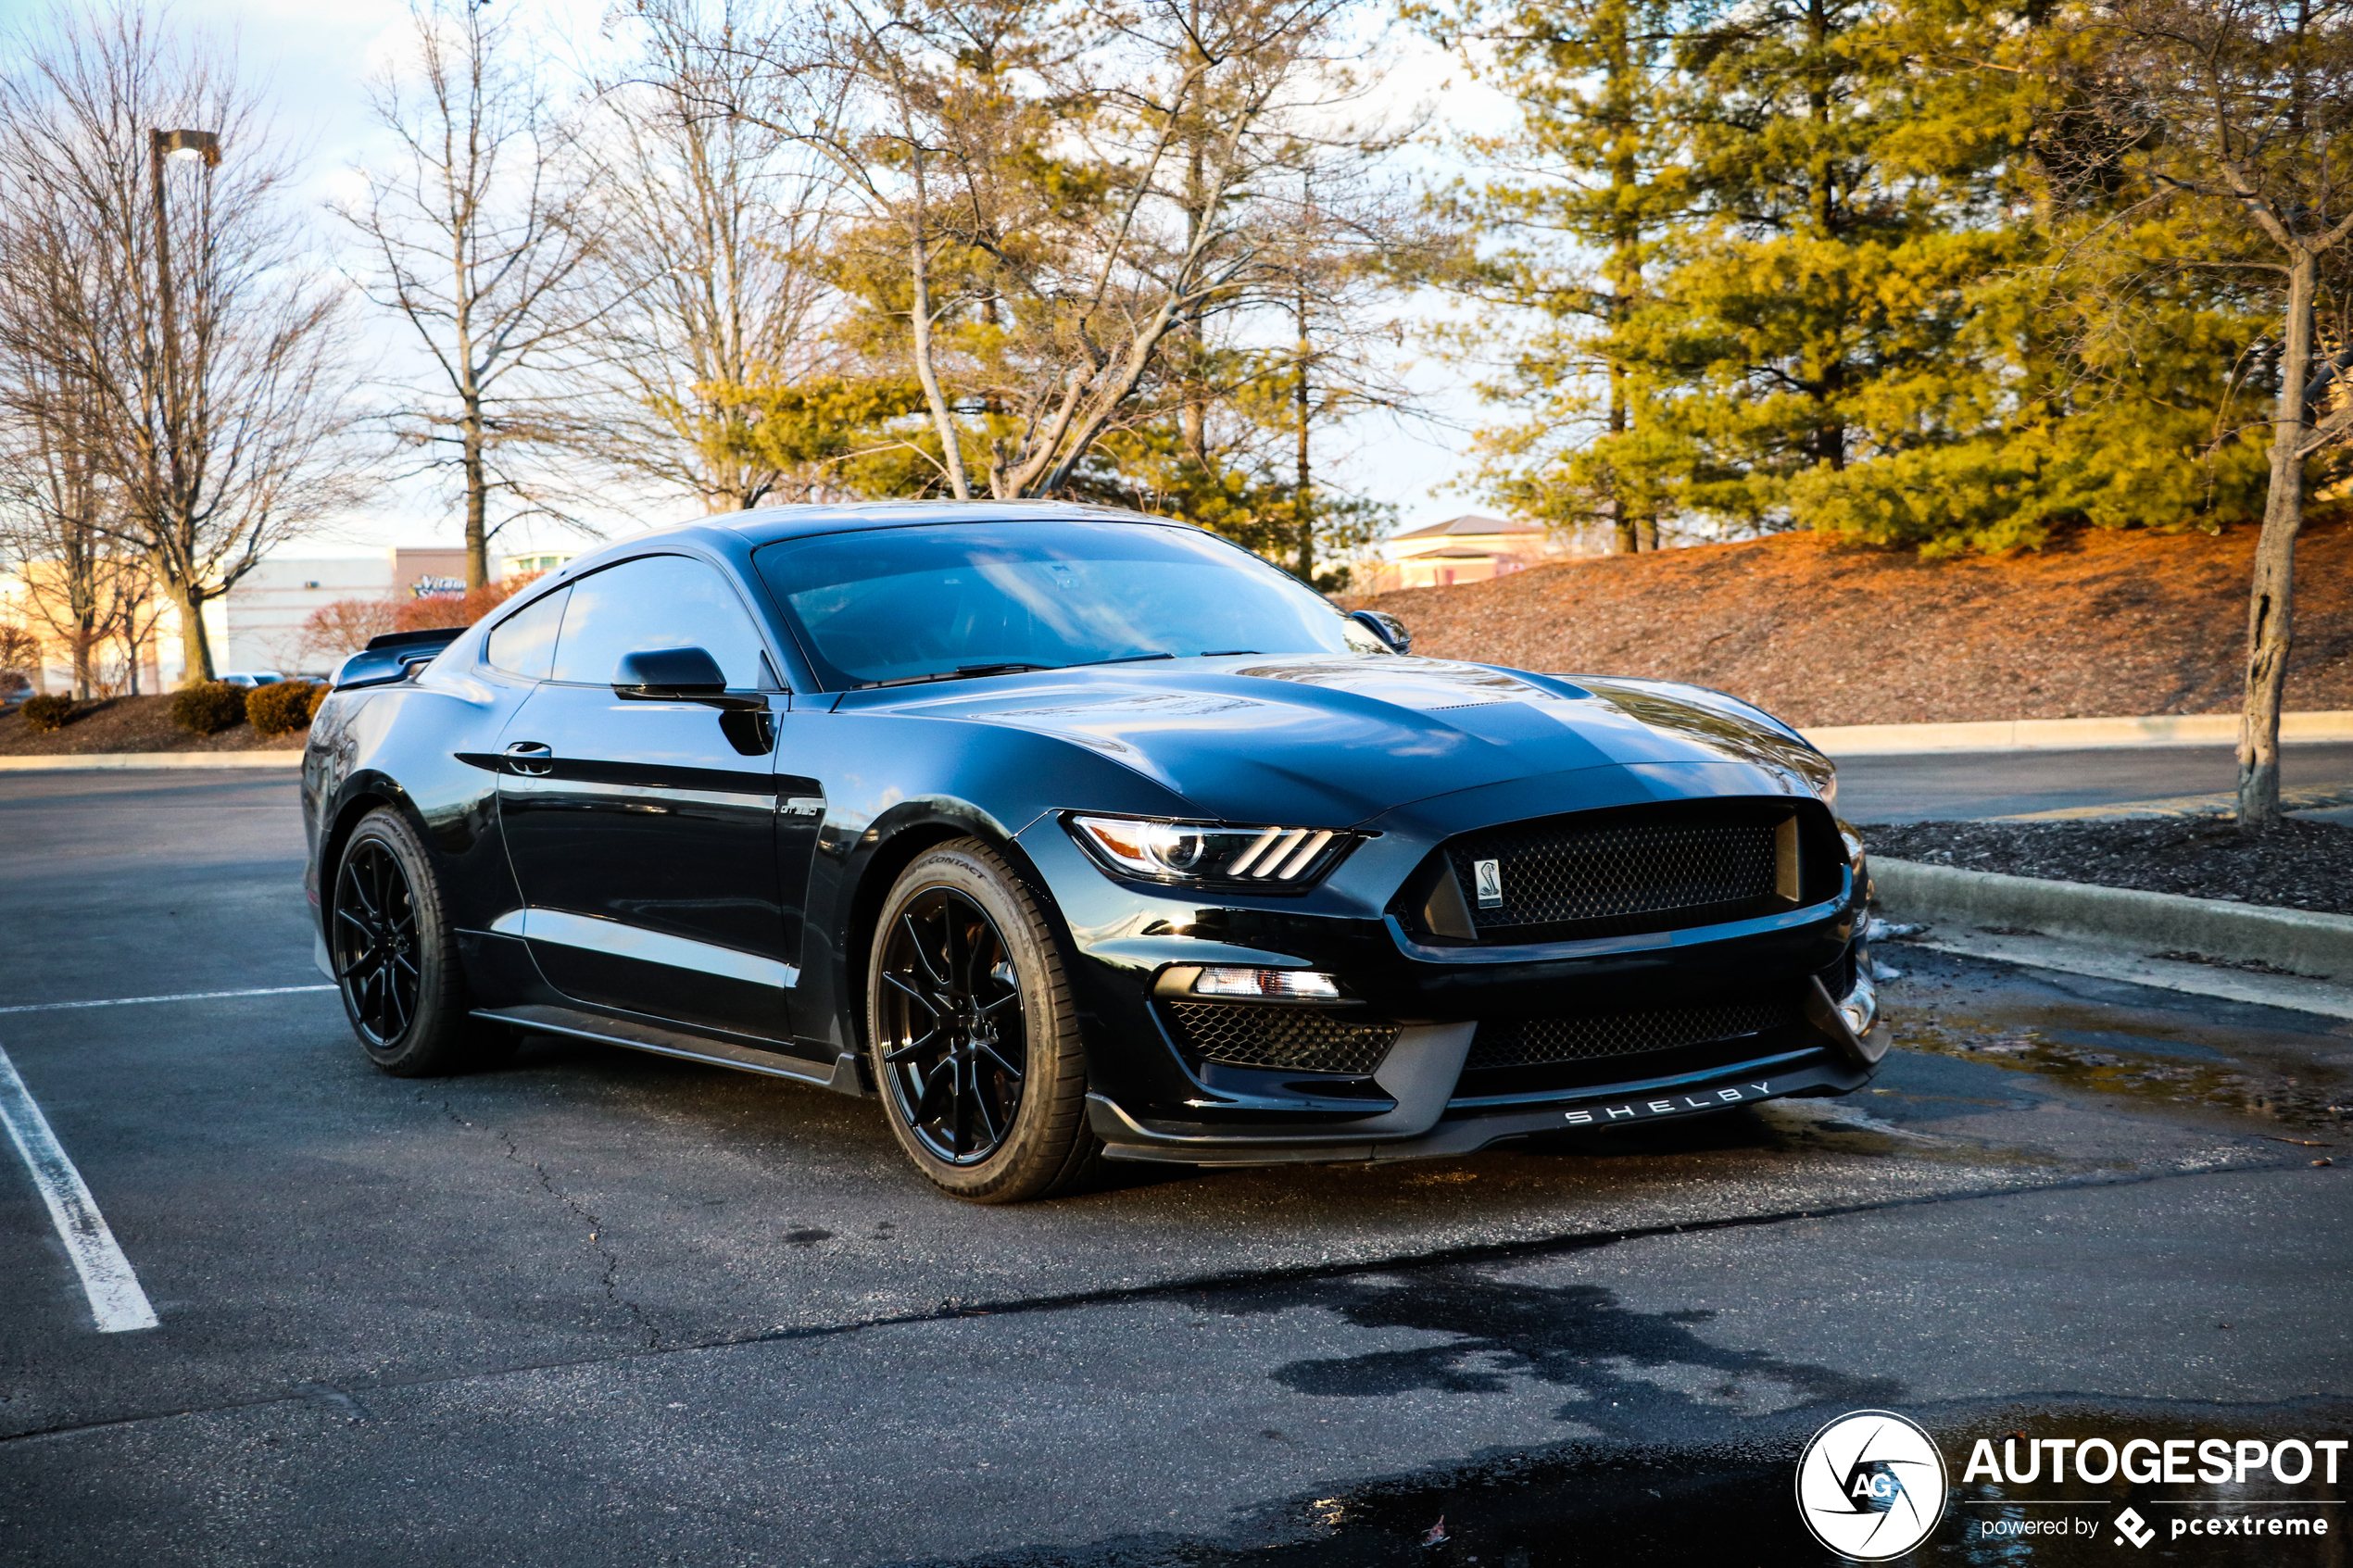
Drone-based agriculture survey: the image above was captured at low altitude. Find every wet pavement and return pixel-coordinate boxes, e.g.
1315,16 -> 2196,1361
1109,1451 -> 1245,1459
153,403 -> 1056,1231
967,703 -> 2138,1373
1834,741 -> 2353,824
1,771 -> 2347,1565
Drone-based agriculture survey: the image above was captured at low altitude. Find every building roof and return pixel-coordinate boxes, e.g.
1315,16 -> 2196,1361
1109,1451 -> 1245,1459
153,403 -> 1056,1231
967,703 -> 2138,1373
1387,513 -> 1546,542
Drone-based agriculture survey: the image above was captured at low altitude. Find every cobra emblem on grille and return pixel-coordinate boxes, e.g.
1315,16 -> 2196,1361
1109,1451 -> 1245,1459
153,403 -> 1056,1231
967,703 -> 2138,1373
1473,858 -> 1504,908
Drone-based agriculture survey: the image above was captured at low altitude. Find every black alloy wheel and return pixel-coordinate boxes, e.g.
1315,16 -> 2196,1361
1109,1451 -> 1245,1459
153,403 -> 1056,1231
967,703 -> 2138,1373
334,837 -> 421,1048
331,807 -> 510,1076
867,840 -> 1100,1202
875,887 -> 1026,1164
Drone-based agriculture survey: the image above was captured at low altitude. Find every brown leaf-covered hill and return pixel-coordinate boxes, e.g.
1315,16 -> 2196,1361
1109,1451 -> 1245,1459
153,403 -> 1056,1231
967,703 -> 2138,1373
1353,517 -> 2353,729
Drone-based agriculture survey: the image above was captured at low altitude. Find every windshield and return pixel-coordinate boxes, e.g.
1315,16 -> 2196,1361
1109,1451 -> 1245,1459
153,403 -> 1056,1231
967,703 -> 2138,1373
754,520 -> 1387,687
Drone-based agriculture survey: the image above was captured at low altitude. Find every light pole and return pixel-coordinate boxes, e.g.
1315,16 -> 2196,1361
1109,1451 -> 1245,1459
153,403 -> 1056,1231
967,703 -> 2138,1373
148,128 -> 219,685
148,129 -> 220,408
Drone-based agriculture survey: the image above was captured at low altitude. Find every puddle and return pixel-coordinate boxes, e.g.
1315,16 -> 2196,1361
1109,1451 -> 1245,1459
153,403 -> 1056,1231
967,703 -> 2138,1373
1879,952 -> 2351,1138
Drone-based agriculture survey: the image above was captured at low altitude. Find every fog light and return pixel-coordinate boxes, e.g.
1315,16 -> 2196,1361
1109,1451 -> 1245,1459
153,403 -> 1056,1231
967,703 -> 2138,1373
1191,967 -> 1342,1001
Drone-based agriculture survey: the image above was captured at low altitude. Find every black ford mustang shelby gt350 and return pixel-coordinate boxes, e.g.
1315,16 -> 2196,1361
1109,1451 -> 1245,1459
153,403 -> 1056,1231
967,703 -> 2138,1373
302,501 -> 1885,1202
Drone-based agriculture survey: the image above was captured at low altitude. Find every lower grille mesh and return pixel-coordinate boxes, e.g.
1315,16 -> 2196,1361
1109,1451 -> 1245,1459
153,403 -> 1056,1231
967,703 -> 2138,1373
1466,997 -> 1804,1072
1164,1002 -> 1401,1075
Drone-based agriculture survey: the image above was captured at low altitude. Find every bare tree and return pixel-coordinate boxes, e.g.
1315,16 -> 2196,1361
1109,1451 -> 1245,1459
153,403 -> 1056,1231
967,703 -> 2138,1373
573,0 -> 845,512
723,0 -> 1370,501
2057,0 -> 2353,827
0,6 -> 362,685
338,0 -> 604,589
0,363 -> 116,697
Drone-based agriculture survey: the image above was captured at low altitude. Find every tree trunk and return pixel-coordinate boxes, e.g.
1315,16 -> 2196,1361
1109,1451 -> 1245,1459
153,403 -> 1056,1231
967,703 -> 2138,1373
2237,249 -> 2316,830
173,579 -> 214,685
1608,370 -> 1638,555
903,171 -> 971,501
1603,0 -> 1647,556
1294,289 -> 1314,584
462,401 -> 490,591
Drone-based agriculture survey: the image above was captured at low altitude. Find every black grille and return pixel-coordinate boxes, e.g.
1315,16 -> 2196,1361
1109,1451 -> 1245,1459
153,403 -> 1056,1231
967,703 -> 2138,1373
1466,997 -> 1804,1072
1164,1002 -> 1401,1075
1445,804 -> 1786,939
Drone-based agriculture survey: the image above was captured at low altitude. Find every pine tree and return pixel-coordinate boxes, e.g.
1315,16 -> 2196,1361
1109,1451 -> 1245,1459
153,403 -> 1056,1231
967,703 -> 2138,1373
1421,0 -> 1693,551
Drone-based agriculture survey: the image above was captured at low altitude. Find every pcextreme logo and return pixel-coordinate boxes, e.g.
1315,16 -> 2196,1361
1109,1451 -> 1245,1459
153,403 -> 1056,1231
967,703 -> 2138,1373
1795,1410 -> 1950,1562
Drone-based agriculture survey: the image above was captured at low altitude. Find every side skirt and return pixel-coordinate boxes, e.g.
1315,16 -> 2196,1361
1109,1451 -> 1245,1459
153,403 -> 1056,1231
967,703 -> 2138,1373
473,1002 -> 872,1098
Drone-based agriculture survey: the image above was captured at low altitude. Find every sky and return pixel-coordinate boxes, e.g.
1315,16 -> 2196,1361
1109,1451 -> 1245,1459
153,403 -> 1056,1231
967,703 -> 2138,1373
0,0 -> 1524,561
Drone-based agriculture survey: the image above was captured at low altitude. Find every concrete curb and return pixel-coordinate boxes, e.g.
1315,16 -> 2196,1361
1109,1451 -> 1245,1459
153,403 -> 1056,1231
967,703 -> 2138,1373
0,751 -> 304,772
1872,858 -> 2353,985
1803,709 -> 2353,757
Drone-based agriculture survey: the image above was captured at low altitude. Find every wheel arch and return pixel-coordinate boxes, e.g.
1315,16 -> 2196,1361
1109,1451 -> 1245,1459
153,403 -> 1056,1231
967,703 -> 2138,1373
835,800 -> 1066,1054
316,774 -> 431,930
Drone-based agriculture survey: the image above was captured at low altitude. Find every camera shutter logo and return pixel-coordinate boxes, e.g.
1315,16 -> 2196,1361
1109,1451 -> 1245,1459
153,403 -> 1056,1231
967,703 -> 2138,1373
1473,858 -> 1504,908
1794,1410 -> 1948,1561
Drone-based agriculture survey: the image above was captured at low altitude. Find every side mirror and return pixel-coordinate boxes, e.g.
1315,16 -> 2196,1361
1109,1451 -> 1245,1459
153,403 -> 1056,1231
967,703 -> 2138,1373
1349,608 -> 1411,655
614,646 -> 727,698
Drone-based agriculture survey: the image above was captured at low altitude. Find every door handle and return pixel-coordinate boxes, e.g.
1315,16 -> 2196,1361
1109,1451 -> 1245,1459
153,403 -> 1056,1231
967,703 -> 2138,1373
502,741 -> 554,777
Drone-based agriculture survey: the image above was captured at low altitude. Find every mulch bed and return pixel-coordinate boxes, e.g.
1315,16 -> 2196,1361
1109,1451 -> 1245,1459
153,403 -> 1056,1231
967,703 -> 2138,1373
1349,514 -> 2353,729
0,695 -> 300,755
1861,817 -> 2353,915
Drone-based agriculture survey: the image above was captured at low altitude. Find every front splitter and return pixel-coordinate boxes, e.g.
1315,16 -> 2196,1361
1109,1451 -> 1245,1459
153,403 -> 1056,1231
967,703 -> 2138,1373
1090,1049 -> 1873,1167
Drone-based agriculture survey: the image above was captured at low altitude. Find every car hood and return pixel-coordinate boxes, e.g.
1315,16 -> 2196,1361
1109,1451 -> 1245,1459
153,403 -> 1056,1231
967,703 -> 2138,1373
842,654 -> 1830,825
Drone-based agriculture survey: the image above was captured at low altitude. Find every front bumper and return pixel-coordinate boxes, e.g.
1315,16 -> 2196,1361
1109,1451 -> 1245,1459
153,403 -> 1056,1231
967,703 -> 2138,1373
1020,804 -> 1884,1168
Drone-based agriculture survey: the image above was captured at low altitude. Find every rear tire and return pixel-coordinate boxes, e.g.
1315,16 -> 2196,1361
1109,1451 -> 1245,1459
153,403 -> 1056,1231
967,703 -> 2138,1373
331,807 -> 508,1076
866,839 -> 1100,1202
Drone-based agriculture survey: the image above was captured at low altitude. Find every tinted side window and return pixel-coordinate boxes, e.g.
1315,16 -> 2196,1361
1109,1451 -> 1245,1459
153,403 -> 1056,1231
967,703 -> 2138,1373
547,555 -> 773,688
484,586 -> 569,681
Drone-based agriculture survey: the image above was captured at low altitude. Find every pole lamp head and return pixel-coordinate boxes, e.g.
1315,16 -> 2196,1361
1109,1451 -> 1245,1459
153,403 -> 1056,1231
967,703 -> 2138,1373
152,129 -> 221,167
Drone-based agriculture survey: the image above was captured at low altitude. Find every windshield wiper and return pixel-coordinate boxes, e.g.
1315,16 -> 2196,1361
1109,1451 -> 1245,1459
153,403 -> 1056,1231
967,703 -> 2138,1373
1069,651 -> 1176,668
869,661 -> 1057,688
865,651 -> 1175,688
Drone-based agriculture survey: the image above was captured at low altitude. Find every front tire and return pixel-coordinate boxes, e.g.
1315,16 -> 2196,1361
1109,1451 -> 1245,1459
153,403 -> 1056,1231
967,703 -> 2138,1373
866,839 -> 1099,1202
331,807 -> 507,1076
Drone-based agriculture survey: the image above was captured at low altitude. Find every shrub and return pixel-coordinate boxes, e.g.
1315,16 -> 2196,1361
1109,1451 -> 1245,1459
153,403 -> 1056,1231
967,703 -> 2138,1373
20,693 -> 77,734
307,682 -> 331,722
170,681 -> 248,735
247,680 -> 322,737
395,571 -> 541,633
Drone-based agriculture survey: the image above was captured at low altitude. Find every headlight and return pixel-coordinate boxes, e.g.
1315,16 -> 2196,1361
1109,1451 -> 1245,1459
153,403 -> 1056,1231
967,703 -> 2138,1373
1066,814 -> 1357,888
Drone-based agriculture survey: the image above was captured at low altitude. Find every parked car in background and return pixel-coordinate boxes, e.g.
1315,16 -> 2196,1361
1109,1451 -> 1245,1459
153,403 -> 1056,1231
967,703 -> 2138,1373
217,671 -> 284,688
301,501 -> 1884,1202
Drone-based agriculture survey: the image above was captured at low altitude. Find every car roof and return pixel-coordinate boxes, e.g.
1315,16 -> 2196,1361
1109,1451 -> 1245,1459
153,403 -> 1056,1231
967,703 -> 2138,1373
635,499 -> 1189,551
526,500 -> 1212,596
711,499 -> 1185,548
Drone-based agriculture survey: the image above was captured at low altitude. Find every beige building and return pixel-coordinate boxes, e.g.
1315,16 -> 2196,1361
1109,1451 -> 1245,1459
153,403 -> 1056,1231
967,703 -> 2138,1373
3,545 -> 542,694
1359,514 -> 1589,594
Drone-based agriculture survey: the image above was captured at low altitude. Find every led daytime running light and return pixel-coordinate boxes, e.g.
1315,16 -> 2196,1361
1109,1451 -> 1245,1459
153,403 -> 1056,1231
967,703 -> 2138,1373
1067,815 -> 1350,886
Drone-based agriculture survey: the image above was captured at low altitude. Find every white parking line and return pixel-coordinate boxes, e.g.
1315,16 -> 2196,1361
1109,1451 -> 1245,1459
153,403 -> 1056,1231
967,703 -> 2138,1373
0,1042 -> 160,1333
0,984 -> 335,1016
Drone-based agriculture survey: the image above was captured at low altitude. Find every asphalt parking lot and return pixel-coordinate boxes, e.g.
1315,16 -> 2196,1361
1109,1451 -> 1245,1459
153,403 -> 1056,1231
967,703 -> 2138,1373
3,764 -> 2350,1566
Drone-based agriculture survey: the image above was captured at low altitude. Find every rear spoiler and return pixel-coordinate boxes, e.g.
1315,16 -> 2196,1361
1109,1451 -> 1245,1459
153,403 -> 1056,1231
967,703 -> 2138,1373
332,627 -> 464,691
